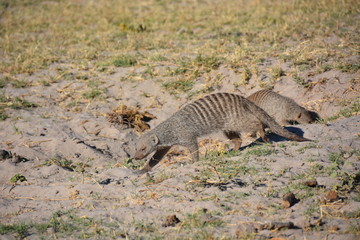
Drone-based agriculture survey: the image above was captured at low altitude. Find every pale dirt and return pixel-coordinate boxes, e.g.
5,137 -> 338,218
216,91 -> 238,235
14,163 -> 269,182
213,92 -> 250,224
0,58 -> 359,239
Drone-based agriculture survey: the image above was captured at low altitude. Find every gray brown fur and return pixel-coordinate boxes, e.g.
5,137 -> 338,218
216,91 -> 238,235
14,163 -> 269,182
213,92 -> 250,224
247,90 -> 315,126
134,93 -> 308,173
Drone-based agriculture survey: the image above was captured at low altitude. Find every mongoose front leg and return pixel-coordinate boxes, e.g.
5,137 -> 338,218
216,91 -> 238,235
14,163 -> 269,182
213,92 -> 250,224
185,141 -> 199,163
224,131 -> 242,150
136,147 -> 171,174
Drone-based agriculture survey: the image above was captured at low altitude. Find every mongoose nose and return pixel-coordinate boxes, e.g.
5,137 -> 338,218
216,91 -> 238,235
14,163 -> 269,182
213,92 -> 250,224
134,152 -> 144,160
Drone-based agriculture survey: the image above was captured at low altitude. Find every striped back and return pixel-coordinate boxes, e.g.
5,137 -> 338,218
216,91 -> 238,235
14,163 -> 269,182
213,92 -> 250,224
178,93 -> 247,129
247,89 -> 278,105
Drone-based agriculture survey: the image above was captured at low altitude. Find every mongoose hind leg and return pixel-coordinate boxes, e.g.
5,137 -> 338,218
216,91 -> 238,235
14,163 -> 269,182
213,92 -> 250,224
257,126 -> 270,143
224,131 -> 242,150
136,147 -> 171,174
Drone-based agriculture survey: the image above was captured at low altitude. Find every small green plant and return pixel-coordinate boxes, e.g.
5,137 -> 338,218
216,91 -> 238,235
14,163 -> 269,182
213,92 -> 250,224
0,109 -> 8,121
0,77 -> 7,88
292,74 -> 310,87
0,222 -> 29,239
122,157 -> 143,170
193,54 -> 221,72
113,55 -> 137,67
240,66 -> 252,85
162,79 -> 195,95
190,148 -> 258,188
305,202 -> 320,217
0,95 -> 38,114
10,174 -> 27,183
82,88 -> 104,100
11,97 -> 38,109
43,156 -> 76,171
336,63 -> 360,73
144,171 -> 174,185
270,66 -> 285,81
81,80 -> 105,100
150,54 -> 167,62
11,79 -> 30,88
134,222 -> 156,233
316,63 -> 332,73
182,209 -> 224,230
296,143 -> 322,153
244,145 -> 277,157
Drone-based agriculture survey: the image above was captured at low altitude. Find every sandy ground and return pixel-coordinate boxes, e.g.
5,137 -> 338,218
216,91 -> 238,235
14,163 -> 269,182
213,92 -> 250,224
0,61 -> 359,239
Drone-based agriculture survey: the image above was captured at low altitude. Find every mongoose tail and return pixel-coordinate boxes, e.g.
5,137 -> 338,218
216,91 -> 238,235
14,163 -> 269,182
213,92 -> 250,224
245,99 -> 310,142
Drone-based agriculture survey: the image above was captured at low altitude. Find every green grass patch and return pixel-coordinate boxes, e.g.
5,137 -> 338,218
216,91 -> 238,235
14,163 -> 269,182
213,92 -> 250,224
0,0 -> 358,85
292,73 -> 310,88
113,55 -> 138,67
0,209 -> 126,239
162,79 -> 195,95
244,144 -> 278,157
182,209 -> 224,230
0,77 -> 8,88
0,95 -> 38,120
336,63 -> 360,73
82,88 -> 104,100
296,143 -> 322,153
319,100 -> 359,123
11,79 -> 30,88
270,66 -> 285,81
0,222 -> 29,239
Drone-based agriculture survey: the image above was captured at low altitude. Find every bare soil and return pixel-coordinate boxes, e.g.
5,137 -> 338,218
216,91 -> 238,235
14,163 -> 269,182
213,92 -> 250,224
0,59 -> 359,239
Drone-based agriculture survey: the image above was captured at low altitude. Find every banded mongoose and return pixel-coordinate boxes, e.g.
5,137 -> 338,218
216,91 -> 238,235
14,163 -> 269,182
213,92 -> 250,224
134,93 -> 309,173
247,89 -> 316,126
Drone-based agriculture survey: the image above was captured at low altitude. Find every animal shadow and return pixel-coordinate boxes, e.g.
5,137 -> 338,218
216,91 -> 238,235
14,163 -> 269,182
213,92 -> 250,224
236,126 -> 306,151
268,126 -> 306,142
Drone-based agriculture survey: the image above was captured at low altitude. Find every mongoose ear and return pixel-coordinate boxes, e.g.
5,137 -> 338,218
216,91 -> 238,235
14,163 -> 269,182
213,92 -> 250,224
297,112 -> 302,119
151,135 -> 159,145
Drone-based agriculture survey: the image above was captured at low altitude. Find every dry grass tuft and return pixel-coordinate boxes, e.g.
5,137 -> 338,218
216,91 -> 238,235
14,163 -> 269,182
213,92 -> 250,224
106,104 -> 155,132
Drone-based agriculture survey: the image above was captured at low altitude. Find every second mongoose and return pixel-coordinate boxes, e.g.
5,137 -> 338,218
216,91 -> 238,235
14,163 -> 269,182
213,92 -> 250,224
247,89 -> 316,126
134,93 -> 309,173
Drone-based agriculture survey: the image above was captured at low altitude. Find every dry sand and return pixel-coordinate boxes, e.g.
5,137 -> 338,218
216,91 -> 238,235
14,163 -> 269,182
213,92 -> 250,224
0,63 -> 359,239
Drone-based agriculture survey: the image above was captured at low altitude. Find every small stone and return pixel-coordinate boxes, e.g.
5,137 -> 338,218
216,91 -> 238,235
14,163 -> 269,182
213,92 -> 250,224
325,190 -> 338,202
328,225 -> 340,232
282,192 -> 298,208
0,149 -> 12,160
162,215 -> 181,227
11,153 -> 29,164
98,178 -> 112,185
304,179 -> 318,187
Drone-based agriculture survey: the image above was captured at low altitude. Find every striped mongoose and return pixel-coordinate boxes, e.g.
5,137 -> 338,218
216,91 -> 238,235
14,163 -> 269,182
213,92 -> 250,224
247,90 -> 316,126
134,93 -> 309,173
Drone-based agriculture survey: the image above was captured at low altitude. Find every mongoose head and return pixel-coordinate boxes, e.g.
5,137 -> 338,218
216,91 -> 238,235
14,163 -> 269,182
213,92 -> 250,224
134,134 -> 159,160
296,109 -> 315,124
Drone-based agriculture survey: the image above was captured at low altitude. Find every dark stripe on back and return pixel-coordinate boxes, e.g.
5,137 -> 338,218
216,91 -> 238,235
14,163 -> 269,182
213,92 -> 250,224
210,93 -> 226,117
186,104 -> 207,123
